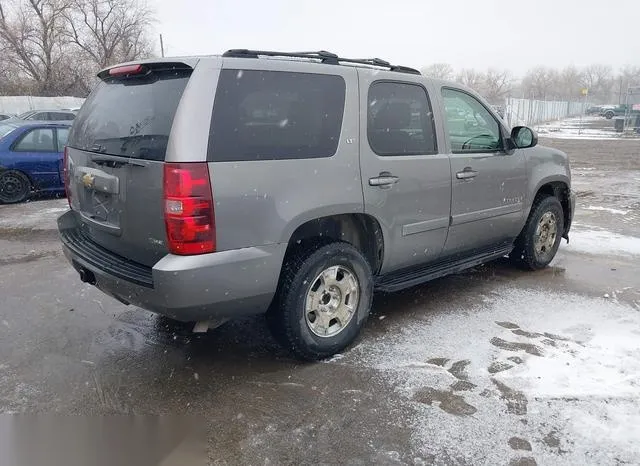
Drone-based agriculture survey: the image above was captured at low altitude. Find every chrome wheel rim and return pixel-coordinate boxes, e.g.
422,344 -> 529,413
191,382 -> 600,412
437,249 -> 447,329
304,265 -> 359,338
534,212 -> 558,257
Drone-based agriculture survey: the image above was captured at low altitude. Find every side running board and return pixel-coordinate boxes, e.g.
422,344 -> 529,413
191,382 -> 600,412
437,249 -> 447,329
375,244 -> 514,293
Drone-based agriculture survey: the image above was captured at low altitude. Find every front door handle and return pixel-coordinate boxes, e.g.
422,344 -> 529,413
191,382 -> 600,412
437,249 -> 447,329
369,172 -> 399,187
456,168 -> 478,180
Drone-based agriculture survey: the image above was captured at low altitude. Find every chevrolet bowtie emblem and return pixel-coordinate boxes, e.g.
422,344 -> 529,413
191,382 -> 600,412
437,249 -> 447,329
82,173 -> 95,188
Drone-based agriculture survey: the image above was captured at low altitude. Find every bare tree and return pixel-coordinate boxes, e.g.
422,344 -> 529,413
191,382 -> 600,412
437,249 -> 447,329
615,65 -> 640,103
456,68 -> 486,93
0,0 -> 73,95
421,63 -> 454,80
521,66 -> 560,100
580,64 -> 613,103
557,66 -> 583,100
482,68 -> 512,103
63,0 -> 154,70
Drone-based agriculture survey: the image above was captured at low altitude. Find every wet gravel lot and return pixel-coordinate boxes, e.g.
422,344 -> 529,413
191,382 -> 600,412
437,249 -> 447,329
1,124 -> 639,465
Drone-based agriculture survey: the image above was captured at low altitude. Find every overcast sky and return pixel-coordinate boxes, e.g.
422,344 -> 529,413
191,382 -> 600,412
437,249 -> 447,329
154,0 -> 640,77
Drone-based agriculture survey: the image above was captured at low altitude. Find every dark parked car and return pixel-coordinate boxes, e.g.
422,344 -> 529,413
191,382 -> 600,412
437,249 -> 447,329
0,113 -> 14,121
0,121 -> 70,203
601,104 -> 640,119
15,109 -> 76,122
585,105 -> 603,115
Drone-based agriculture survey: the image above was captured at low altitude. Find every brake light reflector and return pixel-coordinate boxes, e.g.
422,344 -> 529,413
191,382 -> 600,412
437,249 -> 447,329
108,64 -> 144,77
63,146 -> 71,207
163,163 -> 216,255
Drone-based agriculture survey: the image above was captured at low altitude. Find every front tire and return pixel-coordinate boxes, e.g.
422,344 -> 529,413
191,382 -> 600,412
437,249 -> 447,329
269,241 -> 373,360
0,170 -> 31,204
511,196 -> 564,270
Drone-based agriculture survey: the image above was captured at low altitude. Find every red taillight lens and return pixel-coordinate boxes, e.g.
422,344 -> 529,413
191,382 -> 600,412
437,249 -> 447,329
63,146 -> 71,207
163,163 -> 216,255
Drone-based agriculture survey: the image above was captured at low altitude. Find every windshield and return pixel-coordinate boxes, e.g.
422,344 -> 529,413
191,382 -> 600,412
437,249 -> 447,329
0,123 -> 18,139
68,69 -> 191,161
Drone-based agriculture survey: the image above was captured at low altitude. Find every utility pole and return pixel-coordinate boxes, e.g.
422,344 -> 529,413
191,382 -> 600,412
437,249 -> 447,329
619,77 -> 624,104
160,34 -> 165,58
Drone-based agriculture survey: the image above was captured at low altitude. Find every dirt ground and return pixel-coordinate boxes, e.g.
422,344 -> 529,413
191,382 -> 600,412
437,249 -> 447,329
0,123 -> 639,465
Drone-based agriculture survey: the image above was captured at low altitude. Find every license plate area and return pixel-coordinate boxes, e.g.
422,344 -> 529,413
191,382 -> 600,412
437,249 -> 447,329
75,166 -> 124,232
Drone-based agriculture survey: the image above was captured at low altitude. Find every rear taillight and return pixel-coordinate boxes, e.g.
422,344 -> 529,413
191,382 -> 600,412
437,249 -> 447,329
163,163 -> 216,255
63,146 -> 71,207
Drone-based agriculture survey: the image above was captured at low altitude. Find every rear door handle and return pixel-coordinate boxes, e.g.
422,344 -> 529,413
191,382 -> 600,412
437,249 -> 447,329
456,168 -> 478,180
369,172 -> 399,187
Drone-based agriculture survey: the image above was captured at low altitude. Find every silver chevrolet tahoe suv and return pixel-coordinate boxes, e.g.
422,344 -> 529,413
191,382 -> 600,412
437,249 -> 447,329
58,50 -> 575,360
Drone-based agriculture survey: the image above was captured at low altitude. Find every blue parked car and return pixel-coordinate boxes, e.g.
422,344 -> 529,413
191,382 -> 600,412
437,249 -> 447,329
0,121 -> 70,203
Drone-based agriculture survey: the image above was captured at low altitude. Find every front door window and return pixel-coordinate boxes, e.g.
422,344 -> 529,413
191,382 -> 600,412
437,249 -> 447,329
442,88 -> 501,153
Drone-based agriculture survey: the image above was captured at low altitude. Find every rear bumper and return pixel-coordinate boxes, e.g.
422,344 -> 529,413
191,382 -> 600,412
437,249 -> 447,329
58,211 -> 286,321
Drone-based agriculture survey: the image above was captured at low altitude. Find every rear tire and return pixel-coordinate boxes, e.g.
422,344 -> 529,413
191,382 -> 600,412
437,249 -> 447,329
511,196 -> 564,270
268,241 -> 373,360
0,170 -> 31,204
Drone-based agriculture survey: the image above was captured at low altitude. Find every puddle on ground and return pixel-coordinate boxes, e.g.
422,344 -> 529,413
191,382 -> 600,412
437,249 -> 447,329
413,387 -> 477,416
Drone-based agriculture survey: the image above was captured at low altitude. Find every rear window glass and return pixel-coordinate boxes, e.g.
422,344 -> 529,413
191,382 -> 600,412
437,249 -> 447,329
208,70 -> 345,161
68,69 -> 191,161
53,112 -> 75,121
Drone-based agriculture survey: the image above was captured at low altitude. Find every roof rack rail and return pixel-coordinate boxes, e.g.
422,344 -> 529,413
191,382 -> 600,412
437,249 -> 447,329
222,49 -> 421,75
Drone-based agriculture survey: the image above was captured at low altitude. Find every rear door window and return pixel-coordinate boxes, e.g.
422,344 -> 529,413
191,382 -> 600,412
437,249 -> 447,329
13,128 -> 56,152
208,70 -> 346,161
367,82 -> 437,156
68,68 -> 192,161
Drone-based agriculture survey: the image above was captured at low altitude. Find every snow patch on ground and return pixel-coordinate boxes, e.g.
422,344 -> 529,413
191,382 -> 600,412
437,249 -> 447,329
584,205 -> 629,215
497,315 -> 640,398
0,199 -> 67,230
537,116 -> 637,140
334,287 -> 640,464
565,229 -> 640,257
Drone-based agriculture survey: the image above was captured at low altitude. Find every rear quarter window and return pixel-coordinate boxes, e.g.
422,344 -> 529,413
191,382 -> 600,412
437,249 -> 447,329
208,70 -> 346,162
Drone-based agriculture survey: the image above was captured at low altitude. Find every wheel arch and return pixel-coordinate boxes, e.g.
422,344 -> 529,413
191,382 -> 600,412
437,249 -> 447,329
529,178 -> 571,238
284,213 -> 386,275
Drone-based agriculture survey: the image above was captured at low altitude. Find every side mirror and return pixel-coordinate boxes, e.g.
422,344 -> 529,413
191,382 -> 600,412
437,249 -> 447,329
511,126 -> 538,149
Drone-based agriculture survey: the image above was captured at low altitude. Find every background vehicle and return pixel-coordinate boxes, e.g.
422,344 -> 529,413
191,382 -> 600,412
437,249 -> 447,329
15,109 -> 76,122
58,50 -> 574,360
0,113 -> 14,121
601,104 -> 640,119
585,105 -> 603,115
0,121 -> 70,203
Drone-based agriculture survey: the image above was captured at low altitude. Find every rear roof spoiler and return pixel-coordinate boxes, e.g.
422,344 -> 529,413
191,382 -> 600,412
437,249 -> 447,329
97,59 -> 198,80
